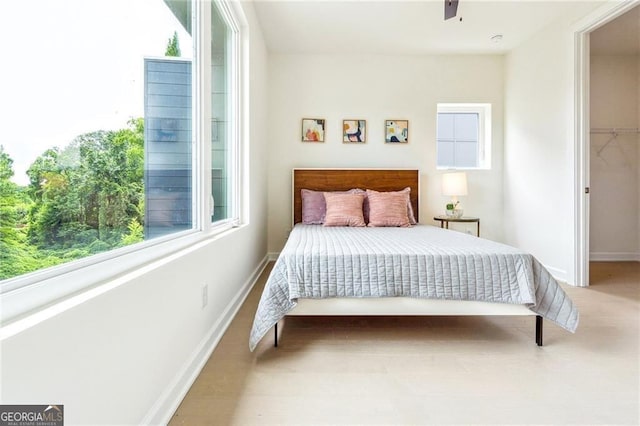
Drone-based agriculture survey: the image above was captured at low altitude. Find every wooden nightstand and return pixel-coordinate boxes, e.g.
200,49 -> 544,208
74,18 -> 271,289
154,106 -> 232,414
433,216 -> 480,237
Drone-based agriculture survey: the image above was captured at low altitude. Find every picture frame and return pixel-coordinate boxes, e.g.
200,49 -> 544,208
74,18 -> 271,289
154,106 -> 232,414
301,118 -> 325,142
343,119 -> 367,143
385,120 -> 409,143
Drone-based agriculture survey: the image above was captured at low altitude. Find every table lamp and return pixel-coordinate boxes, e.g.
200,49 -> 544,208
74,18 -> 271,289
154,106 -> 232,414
442,172 -> 468,218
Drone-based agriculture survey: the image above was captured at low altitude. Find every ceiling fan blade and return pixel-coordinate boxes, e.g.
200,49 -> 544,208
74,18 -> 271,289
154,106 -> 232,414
444,0 -> 459,20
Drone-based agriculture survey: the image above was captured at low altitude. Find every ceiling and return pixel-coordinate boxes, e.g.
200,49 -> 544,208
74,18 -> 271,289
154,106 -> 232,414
591,5 -> 640,55
252,0 -> 603,55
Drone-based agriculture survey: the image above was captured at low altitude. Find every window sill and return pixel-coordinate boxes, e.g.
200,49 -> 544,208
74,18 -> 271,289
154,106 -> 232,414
437,166 -> 492,171
0,222 -> 242,340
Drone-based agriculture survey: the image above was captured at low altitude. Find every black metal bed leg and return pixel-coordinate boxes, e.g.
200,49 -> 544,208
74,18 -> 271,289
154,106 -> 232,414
274,322 -> 278,348
535,315 -> 543,346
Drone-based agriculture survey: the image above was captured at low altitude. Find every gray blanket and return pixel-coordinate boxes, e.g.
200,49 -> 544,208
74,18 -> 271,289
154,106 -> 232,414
250,225 -> 579,351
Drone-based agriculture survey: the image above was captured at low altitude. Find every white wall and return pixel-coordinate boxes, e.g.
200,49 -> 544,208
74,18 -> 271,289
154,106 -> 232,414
503,3 -> 603,283
267,54 -> 505,253
589,55 -> 639,260
0,2 -> 269,425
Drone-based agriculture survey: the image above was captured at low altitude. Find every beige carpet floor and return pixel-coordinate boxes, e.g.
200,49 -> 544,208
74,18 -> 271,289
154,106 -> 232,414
170,261 -> 639,425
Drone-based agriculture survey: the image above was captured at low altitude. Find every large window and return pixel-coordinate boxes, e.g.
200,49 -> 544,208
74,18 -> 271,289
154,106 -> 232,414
1,0 -> 243,321
436,103 -> 491,169
0,0 -> 195,281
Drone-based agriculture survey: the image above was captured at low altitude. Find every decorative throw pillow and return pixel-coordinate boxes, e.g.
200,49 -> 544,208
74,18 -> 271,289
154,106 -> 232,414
302,188 -> 366,224
301,189 -> 326,224
323,192 -> 366,227
366,190 -> 411,227
364,187 -> 417,225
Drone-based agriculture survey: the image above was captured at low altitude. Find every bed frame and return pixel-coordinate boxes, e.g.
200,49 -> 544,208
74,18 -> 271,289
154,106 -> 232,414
276,168 -> 542,346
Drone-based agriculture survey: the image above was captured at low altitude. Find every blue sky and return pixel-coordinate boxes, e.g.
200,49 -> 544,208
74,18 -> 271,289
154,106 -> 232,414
0,0 -> 192,185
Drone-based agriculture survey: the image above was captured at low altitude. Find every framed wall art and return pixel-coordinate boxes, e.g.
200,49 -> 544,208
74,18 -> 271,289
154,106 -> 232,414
301,118 -> 325,142
385,120 -> 409,143
343,119 -> 366,143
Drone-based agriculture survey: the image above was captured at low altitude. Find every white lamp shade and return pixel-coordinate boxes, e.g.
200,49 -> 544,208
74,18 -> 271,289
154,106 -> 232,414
442,172 -> 468,196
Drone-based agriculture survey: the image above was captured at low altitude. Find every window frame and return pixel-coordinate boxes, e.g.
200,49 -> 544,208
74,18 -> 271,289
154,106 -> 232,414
0,0 -> 246,336
436,103 -> 492,170
210,0 -> 241,227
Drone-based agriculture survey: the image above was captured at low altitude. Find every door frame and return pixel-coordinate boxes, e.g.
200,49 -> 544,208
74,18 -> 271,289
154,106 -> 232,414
573,0 -> 639,287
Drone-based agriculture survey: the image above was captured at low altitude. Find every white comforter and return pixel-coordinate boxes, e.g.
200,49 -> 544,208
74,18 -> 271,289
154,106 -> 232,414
250,224 -> 578,350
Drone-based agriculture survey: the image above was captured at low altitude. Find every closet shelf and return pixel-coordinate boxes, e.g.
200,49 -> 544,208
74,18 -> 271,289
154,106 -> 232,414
590,127 -> 639,134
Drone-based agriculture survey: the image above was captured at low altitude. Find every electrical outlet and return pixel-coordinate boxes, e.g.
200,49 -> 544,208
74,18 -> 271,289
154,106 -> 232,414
201,283 -> 208,309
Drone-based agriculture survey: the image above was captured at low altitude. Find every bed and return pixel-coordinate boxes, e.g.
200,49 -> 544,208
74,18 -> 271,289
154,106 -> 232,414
249,169 -> 578,351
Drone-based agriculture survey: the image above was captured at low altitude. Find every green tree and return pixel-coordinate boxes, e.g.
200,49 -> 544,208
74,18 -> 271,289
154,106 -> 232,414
0,147 -> 42,279
26,148 -> 60,201
121,218 -> 144,246
27,120 -> 145,252
2,118 -> 145,280
0,145 -> 14,181
165,31 -> 181,57
0,146 -> 19,251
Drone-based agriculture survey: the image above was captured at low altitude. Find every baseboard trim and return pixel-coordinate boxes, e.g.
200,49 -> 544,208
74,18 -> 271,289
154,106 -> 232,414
590,252 -> 640,262
140,254 -> 269,426
267,251 -> 280,261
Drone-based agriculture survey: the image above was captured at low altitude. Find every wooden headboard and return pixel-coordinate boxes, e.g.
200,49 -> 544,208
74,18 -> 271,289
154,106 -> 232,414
293,169 -> 419,224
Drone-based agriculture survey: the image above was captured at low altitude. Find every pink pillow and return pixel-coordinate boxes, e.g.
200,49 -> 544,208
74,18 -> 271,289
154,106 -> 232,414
366,190 -> 411,227
364,187 -> 417,225
301,188 -> 366,224
301,189 -> 326,224
323,192 -> 366,227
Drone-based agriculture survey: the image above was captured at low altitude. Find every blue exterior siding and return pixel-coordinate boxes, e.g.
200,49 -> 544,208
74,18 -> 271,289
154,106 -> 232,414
144,58 -> 192,239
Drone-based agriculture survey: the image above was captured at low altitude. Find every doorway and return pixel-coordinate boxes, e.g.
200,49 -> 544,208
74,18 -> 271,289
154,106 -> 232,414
589,6 -> 639,263
575,1 -> 640,287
